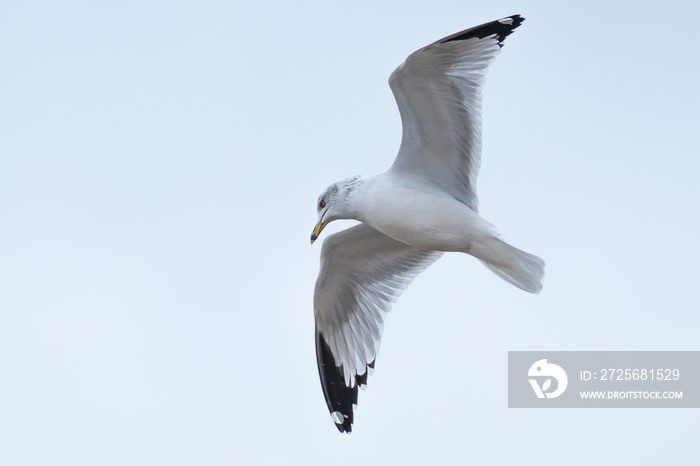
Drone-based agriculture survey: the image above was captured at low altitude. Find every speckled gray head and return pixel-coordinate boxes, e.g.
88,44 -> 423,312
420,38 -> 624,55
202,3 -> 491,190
311,176 -> 363,244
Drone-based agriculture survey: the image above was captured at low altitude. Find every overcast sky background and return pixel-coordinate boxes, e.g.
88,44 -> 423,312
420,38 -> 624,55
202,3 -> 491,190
2,0 -> 699,464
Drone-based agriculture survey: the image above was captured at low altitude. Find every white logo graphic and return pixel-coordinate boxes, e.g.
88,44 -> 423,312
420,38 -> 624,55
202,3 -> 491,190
528,359 -> 568,399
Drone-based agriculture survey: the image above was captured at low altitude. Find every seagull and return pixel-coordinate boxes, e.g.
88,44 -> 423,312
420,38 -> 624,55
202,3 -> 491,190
311,14 -> 543,433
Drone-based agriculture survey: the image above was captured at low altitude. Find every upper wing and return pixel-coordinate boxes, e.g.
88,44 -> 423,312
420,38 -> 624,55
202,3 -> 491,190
388,15 -> 525,212
314,224 -> 442,432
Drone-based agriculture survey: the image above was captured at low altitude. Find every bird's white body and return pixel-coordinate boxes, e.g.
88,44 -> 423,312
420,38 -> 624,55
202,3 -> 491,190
352,172 -> 495,254
344,172 -> 543,291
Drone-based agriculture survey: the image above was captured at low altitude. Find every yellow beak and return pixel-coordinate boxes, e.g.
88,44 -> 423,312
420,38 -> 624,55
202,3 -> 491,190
310,220 -> 324,244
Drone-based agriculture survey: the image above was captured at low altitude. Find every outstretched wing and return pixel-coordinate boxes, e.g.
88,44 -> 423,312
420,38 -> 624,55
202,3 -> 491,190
314,224 -> 442,432
389,15 -> 525,212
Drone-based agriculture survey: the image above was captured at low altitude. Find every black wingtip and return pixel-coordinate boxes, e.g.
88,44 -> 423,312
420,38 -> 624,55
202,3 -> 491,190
315,330 -> 375,433
315,330 -> 356,432
437,14 -> 525,47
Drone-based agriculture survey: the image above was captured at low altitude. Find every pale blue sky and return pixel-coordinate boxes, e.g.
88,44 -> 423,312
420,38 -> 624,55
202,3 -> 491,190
1,1 -> 699,464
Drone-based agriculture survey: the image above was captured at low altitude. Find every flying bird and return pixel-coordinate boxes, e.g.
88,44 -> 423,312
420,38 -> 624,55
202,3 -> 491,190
311,14 -> 543,433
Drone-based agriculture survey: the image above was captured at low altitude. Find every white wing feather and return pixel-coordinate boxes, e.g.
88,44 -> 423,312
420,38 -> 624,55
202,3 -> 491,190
389,17 -> 522,211
314,224 -> 442,386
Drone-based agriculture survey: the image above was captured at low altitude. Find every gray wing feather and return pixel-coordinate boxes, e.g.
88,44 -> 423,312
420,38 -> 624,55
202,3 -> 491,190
314,224 -> 441,431
388,15 -> 524,212
315,224 -> 441,384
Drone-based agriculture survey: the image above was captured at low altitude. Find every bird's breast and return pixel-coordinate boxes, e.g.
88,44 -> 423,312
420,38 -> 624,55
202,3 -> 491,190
356,182 -> 490,252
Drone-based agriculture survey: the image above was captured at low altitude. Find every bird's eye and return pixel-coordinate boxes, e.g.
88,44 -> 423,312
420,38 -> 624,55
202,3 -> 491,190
319,200 -> 326,208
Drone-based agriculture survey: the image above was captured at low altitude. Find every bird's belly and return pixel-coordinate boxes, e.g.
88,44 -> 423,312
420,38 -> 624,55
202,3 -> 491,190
360,192 -> 493,252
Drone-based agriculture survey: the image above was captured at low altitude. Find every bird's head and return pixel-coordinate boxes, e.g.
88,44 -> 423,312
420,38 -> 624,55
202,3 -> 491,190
311,176 -> 363,244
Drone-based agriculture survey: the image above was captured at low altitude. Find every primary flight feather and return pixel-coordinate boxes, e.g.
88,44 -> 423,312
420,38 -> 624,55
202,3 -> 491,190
311,14 -> 543,433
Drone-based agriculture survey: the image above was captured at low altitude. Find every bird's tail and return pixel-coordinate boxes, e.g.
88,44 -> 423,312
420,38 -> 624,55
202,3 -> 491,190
478,239 -> 544,293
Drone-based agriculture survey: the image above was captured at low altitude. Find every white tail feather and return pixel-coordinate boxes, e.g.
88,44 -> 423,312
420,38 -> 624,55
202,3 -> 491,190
478,240 -> 544,293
